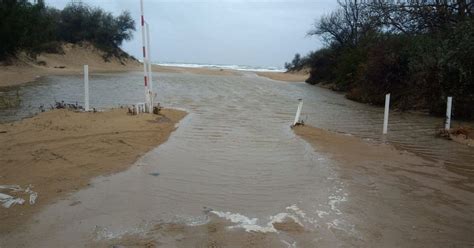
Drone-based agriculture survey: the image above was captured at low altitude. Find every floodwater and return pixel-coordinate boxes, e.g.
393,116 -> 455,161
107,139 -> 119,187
1,72 -> 473,247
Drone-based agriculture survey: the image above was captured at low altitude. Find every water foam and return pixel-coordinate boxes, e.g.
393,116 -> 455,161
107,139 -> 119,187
211,208 -> 305,233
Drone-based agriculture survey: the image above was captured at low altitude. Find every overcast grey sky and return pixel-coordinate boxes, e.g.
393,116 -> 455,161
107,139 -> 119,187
47,0 -> 338,68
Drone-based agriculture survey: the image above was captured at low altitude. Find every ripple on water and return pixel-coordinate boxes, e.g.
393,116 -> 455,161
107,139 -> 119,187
0,72 -> 473,247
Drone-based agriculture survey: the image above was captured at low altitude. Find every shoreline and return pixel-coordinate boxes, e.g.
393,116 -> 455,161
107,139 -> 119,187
0,108 -> 187,235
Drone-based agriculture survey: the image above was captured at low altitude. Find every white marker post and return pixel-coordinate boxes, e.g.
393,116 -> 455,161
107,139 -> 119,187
383,93 -> 390,134
84,65 -> 89,112
445,96 -> 452,130
293,99 -> 303,126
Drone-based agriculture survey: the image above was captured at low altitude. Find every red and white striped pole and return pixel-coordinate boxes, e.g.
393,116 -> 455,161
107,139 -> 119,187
140,0 -> 150,112
146,22 -> 154,108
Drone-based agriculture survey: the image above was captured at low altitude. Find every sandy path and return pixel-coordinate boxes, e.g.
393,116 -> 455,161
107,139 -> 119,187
0,108 -> 186,235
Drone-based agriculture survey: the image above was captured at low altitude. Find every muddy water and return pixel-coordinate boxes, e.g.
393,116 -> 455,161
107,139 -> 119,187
1,72 -> 473,247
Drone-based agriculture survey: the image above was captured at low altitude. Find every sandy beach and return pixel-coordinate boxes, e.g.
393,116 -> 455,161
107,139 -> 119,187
0,108 -> 186,235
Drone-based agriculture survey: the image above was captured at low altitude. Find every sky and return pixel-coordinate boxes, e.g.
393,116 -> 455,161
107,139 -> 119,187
47,0 -> 339,68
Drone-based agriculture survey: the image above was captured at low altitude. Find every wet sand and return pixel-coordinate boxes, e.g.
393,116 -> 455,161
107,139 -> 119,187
0,108 -> 186,235
447,126 -> 474,147
90,214 -> 311,248
256,70 -> 309,82
152,65 -> 240,77
294,125 -> 474,247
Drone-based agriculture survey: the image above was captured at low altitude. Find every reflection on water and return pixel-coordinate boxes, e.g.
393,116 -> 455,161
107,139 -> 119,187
0,71 -> 473,246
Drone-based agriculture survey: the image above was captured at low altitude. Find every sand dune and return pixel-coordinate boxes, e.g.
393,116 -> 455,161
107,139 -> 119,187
0,43 -> 240,88
0,43 -> 141,88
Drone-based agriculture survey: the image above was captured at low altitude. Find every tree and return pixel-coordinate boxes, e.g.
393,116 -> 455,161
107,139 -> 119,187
308,0 -> 379,47
294,0 -> 474,119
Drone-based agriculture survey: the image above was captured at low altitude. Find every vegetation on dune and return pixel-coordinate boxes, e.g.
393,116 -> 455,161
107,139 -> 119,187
286,0 -> 474,119
0,0 -> 135,61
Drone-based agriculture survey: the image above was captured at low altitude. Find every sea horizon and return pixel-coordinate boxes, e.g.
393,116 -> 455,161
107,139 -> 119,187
154,61 -> 286,72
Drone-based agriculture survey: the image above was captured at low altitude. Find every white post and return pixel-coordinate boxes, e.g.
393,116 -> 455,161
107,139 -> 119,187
445,96 -> 452,130
84,65 -> 89,112
293,99 -> 303,126
383,93 -> 390,134
146,22 -> 154,110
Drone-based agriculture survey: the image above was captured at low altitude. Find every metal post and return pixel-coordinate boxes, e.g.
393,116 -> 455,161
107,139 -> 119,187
140,0 -> 150,112
383,93 -> 390,134
146,22 -> 154,110
293,99 -> 303,126
84,65 -> 89,112
445,96 -> 452,130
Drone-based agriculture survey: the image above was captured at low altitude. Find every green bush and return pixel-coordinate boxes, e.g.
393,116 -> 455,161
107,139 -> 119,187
0,0 -> 135,60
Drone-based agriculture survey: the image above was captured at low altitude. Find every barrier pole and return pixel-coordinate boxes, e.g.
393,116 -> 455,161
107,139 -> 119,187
146,22 -> 154,109
140,0 -> 150,112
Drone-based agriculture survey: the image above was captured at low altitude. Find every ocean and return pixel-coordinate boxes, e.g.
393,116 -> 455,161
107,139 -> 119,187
154,62 -> 285,72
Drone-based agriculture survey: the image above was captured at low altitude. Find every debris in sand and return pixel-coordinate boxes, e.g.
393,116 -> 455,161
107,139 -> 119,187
0,185 -> 38,208
0,193 -> 25,208
153,104 -> 162,115
26,187 -> 38,204
53,100 -> 83,110
436,126 -> 474,146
